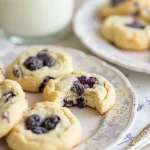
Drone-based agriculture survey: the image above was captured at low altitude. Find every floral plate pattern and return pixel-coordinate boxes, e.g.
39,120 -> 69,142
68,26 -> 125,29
0,45 -> 137,150
74,0 -> 150,74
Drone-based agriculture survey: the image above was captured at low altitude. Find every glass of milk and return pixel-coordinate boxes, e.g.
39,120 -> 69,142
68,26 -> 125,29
0,0 -> 74,44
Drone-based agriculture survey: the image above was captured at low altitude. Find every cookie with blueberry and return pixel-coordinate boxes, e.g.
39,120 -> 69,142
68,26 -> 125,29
0,79 -> 28,138
43,72 -> 116,114
99,0 -> 149,18
10,48 -> 73,92
0,61 -> 5,82
7,102 -> 81,150
140,7 -> 150,23
101,15 -> 150,51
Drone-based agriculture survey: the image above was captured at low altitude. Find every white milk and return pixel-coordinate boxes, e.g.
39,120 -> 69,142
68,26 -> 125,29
0,0 -> 74,37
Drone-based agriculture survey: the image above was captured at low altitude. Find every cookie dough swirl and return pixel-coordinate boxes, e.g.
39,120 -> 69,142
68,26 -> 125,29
10,48 -> 73,92
7,102 -> 81,150
101,15 -> 150,51
99,0 -> 150,18
0,79 -> 28,138
43,72 -> 116,114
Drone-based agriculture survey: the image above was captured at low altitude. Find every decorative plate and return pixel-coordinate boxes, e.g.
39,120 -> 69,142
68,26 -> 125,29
74,0 -> 150,74
0,45 -> 137,150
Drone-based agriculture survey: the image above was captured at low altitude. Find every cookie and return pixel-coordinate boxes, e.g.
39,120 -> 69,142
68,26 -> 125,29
7,102 -> 81,150
99,0 -> 149,18
10,48 -> 73,92
0,61 -> 5,82
43,72 -> 115,114
0,79 -> 28,138
140,7 -> 150,23
101,15 -> 150,51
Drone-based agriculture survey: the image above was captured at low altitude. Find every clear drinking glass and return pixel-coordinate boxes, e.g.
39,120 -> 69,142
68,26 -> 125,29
0,0 -> 74,44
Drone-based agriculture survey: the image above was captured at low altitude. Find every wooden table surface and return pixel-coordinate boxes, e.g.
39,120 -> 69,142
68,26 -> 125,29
54,0 -> 150,149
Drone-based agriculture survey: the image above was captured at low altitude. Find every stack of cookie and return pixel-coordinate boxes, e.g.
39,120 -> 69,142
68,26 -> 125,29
99,0 -> 150,51
0,48 -> 116,150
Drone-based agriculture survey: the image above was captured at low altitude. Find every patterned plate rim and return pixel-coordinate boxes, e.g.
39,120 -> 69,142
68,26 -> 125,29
73,0 -> 150,74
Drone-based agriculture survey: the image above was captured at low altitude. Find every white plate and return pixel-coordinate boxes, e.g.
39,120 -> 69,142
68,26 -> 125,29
74,0 -> 150,74
0,45 -> 137,150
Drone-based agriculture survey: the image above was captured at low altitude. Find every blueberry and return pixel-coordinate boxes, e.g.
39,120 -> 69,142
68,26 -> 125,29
43,57 -> 56,67
71,81 -> 84,96
43,116 -> 60,130
77,76 -> 88,85
63,98 -> 86,108
87,77 -> 98,88
39,76 -> 55,92
3,92 -> 16,102
26,114 -> 43,130
32,126 -> 48,134
125,20 -> 145,29
111,0 -> 127,7
83,84 -> 90,89
26,114 -> 60,134
37,51 -> 56,67
71,76 -> 99,95
24,56 -> 43,71
13,67 -> 22,78
76,97 -> 86,108
37,52 -> 48,61
63,99 -> 75,107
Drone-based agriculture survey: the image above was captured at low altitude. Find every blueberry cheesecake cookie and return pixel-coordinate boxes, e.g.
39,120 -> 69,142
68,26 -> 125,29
101,15 -> 150,51
0,79 -> 28,138
0,61 -> 5,82
7,102 -> 81,150
10,48 -> 73,92
43,72 -> 115,114
140,7 -> 150,23
99,0 -> 149,18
